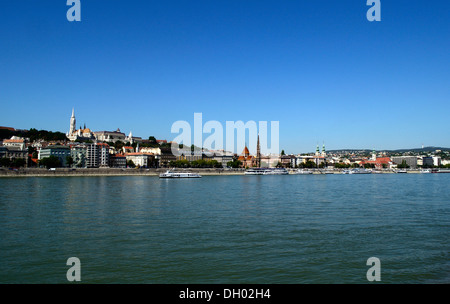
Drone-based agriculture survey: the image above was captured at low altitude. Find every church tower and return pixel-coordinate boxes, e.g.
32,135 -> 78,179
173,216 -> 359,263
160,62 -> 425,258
321,143 -> 326,157
128,131 -> 134,144
69,108 -> 76,135
256,134 -> 261,167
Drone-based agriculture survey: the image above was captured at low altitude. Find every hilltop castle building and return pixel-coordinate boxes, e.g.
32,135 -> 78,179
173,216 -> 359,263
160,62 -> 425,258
67,108 -> 142,144
67,108 -> 95,142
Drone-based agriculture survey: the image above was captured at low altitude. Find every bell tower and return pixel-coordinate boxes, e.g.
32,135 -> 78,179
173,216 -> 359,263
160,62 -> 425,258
69,108 -> 76,135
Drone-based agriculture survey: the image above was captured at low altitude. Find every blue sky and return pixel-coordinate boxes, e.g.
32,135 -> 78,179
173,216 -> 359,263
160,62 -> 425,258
0,0 -> 449,153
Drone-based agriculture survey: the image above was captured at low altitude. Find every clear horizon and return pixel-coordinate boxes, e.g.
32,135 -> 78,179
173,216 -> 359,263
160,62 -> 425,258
1,1 -> 449,154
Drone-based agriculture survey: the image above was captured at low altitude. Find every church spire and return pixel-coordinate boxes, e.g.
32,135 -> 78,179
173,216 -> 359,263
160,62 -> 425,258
69,108 -> 76,135
257,134 -> 261,167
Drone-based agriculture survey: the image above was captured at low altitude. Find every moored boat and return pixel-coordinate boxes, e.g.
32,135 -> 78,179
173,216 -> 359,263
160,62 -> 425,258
349,168 -> 372,174
159,170 -> 202,178
292,169 -> 313,175
245,168 -> 289,175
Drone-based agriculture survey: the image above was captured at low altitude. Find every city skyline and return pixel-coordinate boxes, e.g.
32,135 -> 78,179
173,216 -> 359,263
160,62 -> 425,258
1,1 -> 449,153
2,106 -> 450,156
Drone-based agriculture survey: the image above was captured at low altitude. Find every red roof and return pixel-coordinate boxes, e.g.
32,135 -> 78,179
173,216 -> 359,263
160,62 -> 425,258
361,157 -> 391,165
125,153 -> 154,156
0,126 -> 15,131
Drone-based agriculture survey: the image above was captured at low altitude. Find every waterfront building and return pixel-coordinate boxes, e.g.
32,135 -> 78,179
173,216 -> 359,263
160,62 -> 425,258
417,157 -> 424,166
3,137 -> 27,150
177,152 -> 202,162
86,143 -> 110,168
210,151 -> 234,168
422,156 -> 434,167
391,156 -> 418,169
259,154 -> 281,168
87,145 -> 99,168
290,155 -> 300,168
125,153 -> 155,168
159,148 -> 176,167
109,154 -> 127,168
122,146 -> 134,154
70,144 -> 87,168
39,145 -> 71,167
280,155 -> 293,167
359,157 -> 392,169
0,146 -> 29,167
139,147 -> 162,155
297,155 -> 326,167
433,156 -> 442,167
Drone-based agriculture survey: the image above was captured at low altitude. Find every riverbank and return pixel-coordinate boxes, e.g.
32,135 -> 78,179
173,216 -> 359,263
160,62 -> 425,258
0,167 -> 246,177
0,167 -> 433,177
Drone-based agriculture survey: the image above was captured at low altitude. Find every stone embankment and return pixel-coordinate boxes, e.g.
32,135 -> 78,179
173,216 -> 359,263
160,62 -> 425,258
0,167 -> 245,177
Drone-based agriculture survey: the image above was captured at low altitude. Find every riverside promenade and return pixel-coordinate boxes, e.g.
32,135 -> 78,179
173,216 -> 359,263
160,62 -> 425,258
0,167 -> 427,177
0,167 -> 246,177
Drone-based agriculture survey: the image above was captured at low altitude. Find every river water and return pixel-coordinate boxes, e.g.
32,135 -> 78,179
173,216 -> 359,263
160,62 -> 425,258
0,174 -> 449,283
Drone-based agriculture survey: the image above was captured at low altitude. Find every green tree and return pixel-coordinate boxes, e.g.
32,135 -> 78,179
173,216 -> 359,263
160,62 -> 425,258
397,160 -> 410,169
114,140 -> 124,151
11,158 -> 26,167
66,156 -> 74,167
227,160 -> 242,168
0,158 -> 11,167
299,160 -> 316,168
39,156 -> 62,169
127,160 -> 135,168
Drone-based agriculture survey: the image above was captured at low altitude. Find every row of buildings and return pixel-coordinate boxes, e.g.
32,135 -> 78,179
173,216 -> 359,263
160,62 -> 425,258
2,136 -> 446,169
1,109 -> 449,169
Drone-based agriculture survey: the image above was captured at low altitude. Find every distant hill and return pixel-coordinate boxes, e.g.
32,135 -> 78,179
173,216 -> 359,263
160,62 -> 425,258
326,147 -> 450,154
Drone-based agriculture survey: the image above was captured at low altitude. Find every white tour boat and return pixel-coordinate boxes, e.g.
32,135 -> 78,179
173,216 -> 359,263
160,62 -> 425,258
159,170 -> 202,178
292,169 -> 313,175
349,168 -> 372,174
245,168 -> 289,175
